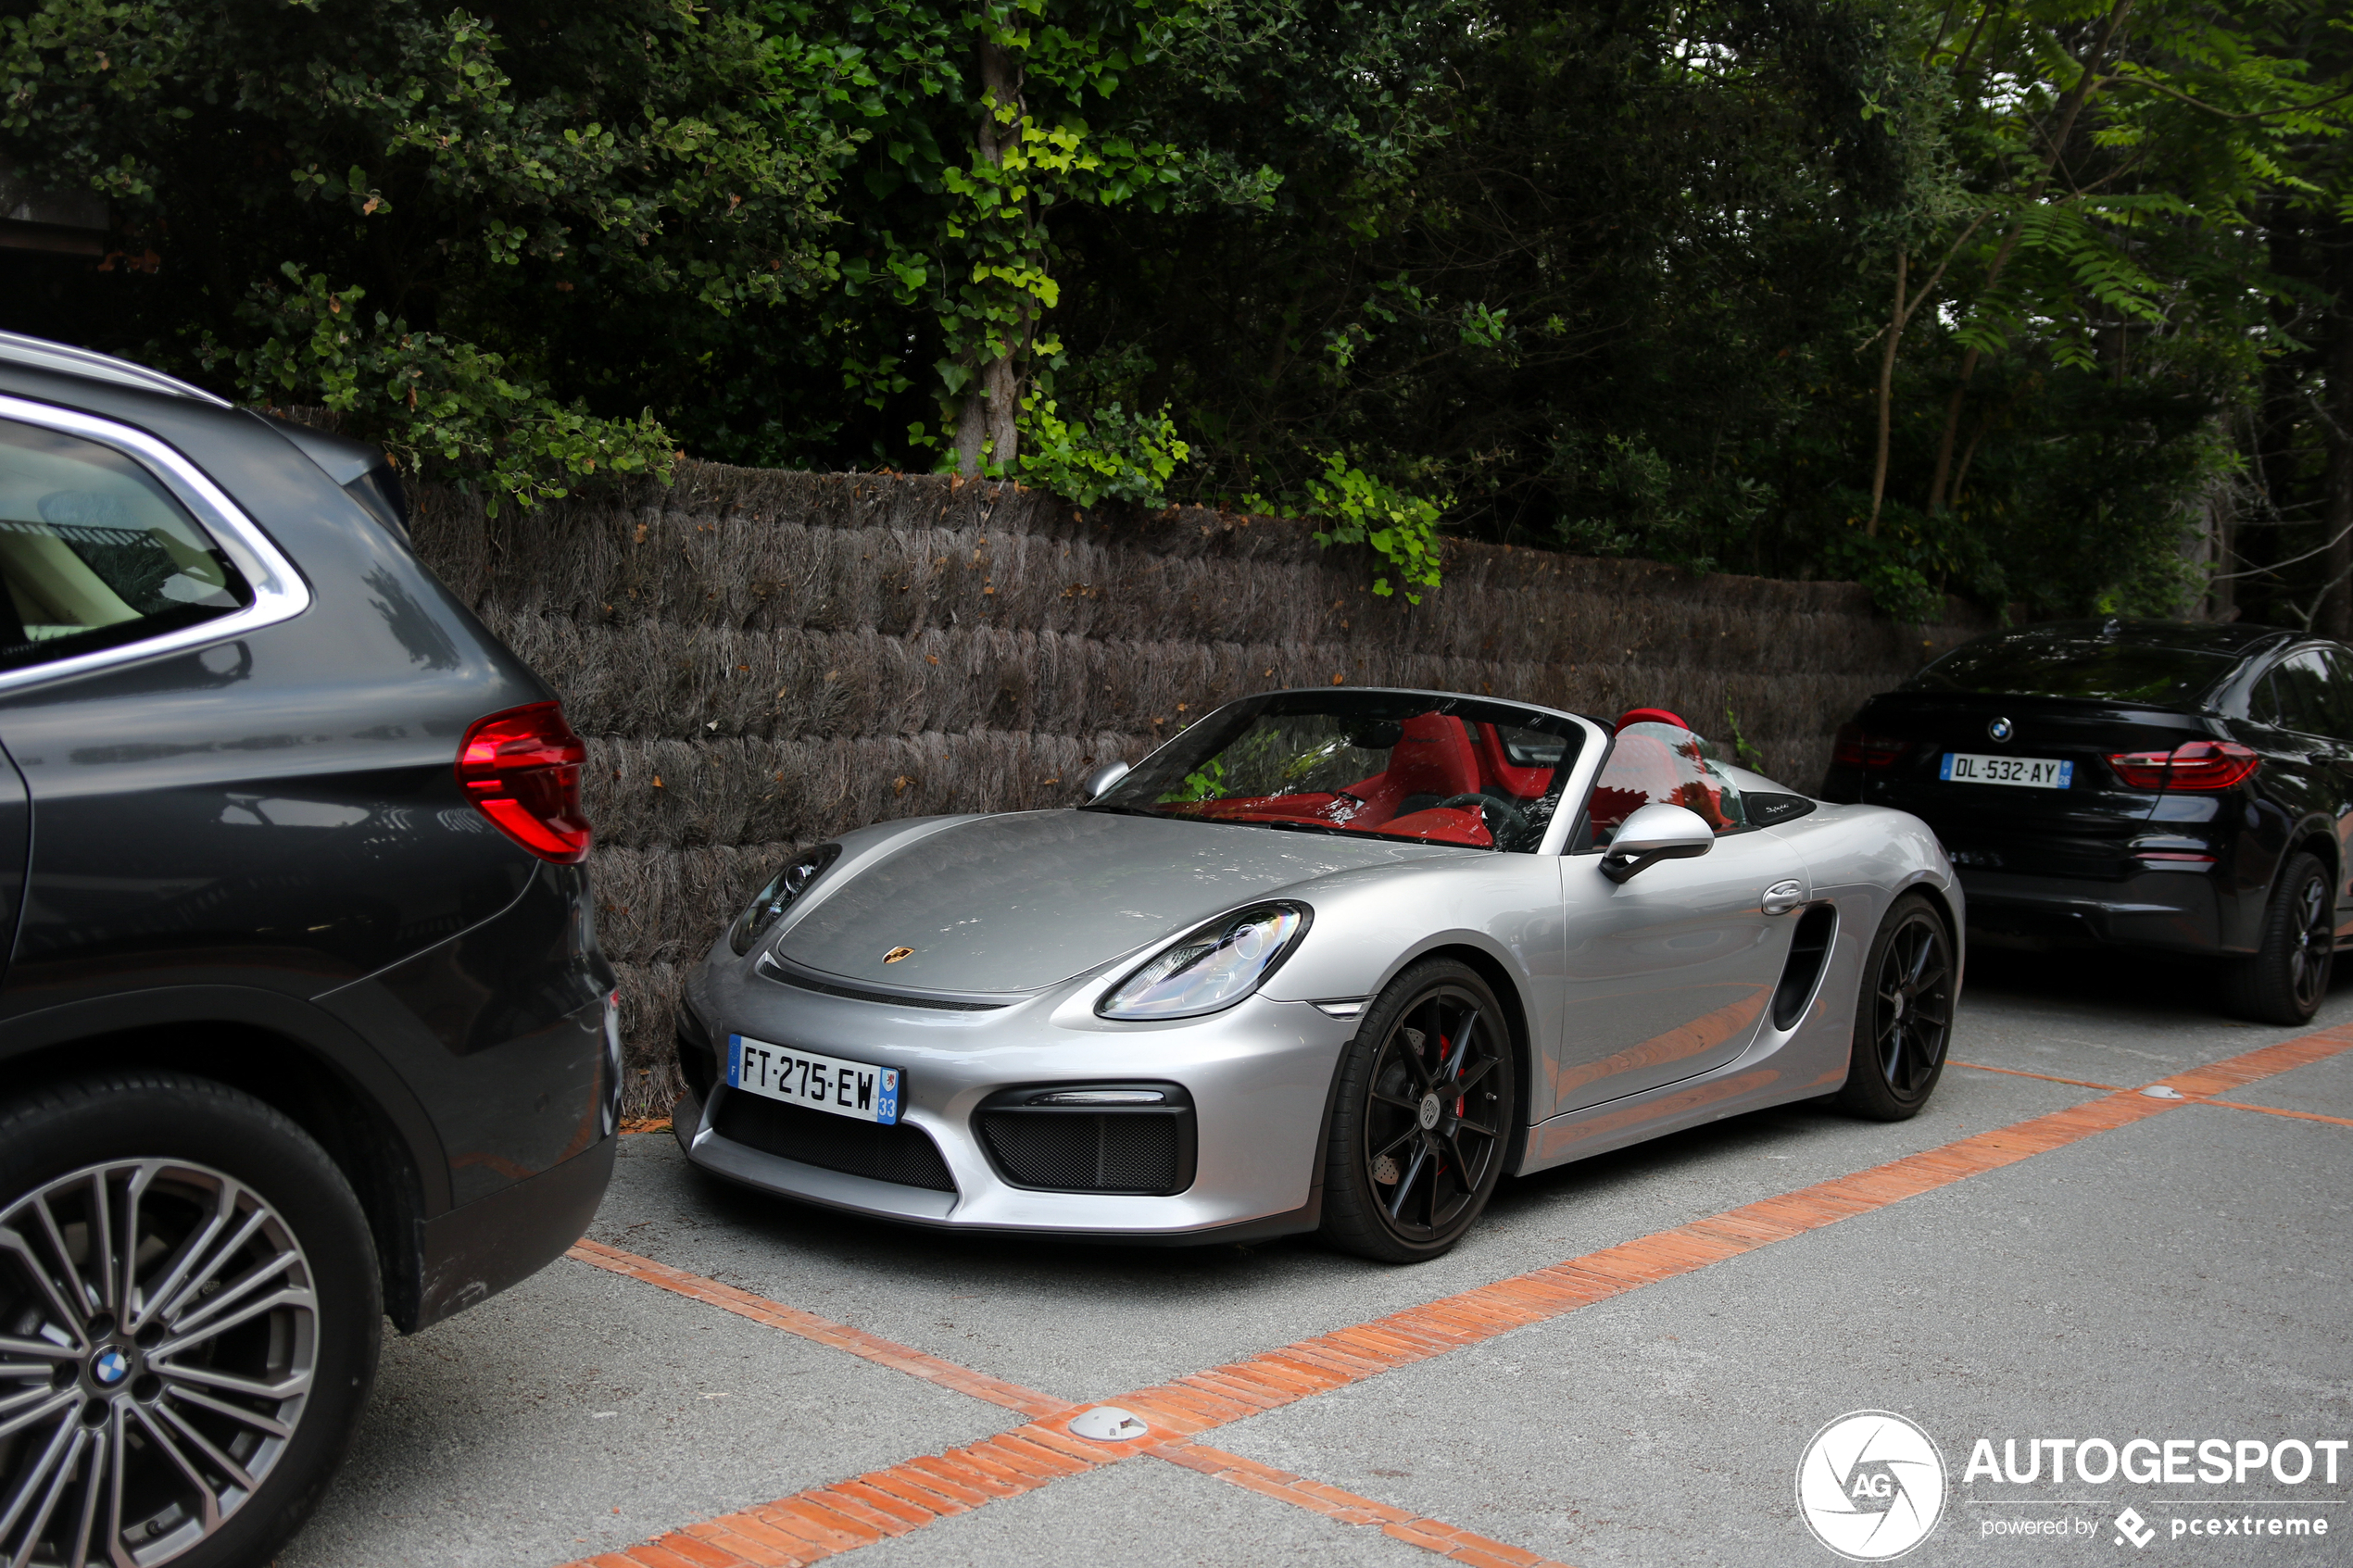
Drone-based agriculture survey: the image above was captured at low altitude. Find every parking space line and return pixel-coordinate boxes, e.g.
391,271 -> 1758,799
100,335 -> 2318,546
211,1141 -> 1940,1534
1949,1060 -> 2123,1091
564,1237 -> 1071,1419
555,1023 -> 2353,1568
1950,1056 -> 2353,1127
1152,1439 -> 1579,1566
2194,1098 -> 2353,1128
575,1423 -> 1126,1568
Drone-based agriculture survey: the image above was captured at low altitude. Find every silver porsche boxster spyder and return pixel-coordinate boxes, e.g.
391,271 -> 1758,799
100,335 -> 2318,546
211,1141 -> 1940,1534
673,688 -> 1960,1261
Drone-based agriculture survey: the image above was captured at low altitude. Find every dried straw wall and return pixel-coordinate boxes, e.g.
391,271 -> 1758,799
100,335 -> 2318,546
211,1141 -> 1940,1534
409,463 -> 1988,1115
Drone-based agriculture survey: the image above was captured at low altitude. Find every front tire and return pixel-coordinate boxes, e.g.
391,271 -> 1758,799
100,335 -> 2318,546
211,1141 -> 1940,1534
0,1073 -> 381,1568
2222,850 -> 2335,1026
1834,892 -> 1955,1122
1318,960 -> 1517,1263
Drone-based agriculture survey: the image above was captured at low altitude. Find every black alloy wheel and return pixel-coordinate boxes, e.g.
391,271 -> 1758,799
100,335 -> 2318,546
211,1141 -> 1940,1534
0,1074 -> 380,1568
1835,893 -> 1954,1122
2224,850 -> 2336,1026
1320,960 -> 1517,1262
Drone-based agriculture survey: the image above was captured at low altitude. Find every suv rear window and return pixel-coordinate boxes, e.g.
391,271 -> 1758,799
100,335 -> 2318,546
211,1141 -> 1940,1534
0,417 -> 252,670
1906,630 -> 2237,707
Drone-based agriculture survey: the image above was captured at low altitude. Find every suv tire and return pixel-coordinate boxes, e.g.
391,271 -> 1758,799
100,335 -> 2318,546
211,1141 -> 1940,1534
2223,851 -> 2335,1026
0,1073 -> 381,1568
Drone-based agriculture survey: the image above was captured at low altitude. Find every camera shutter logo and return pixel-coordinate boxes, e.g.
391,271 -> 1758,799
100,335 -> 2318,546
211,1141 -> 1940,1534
1797,1411 -> 1946,1561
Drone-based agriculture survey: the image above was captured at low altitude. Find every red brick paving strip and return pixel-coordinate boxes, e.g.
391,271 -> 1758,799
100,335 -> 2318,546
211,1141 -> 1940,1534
565,1238 -> 1070,1419
2195,1098 -> 2353,1128
573,1423 -> 1139,1568
554,1023 -> 2353,1568
1153,1440 -> 1579,1566
1953,1054 -> 2353,1126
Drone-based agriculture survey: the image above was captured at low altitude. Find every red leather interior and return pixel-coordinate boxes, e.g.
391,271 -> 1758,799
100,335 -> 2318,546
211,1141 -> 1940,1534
1386,715 -> 1482,800
1380,806 -> 1492,846
1471,722 -> 1552,801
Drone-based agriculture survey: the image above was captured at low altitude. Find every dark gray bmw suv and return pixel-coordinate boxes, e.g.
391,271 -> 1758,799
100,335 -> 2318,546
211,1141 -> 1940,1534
0,333 -> 616,1566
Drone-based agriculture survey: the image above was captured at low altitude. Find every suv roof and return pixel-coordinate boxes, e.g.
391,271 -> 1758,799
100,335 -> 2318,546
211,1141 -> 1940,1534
1982,617 -> 2297,656
0,330 -> 230,408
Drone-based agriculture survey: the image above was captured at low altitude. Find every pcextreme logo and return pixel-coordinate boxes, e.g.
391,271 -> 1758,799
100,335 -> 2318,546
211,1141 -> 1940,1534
1798,1411 -> 1948,1561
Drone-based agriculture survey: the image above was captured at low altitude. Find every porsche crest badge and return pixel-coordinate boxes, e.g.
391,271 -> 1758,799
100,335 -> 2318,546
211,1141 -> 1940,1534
883,947 -> 914,963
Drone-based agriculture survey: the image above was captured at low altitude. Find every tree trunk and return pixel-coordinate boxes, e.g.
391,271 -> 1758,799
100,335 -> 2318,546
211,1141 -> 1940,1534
2319,220 -> 2353,641
1868,248 -> 1908,537
952,38 -> 1026,477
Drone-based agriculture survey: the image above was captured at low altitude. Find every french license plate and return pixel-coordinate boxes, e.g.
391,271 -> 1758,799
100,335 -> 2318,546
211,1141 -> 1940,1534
727,1034 -> 900,1124
1941,752 -> 2073,789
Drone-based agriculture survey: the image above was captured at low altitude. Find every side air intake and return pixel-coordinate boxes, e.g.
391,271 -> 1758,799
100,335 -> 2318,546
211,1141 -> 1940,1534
1771,904 -> 1838,1031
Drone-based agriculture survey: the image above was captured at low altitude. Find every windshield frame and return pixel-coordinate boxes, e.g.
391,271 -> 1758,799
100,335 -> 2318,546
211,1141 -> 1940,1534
1081,687 -> 1605,855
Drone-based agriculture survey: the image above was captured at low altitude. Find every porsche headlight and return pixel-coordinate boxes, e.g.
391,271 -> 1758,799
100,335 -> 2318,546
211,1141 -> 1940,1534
728,844 -> 841,955
1097,902 -> 1310,1021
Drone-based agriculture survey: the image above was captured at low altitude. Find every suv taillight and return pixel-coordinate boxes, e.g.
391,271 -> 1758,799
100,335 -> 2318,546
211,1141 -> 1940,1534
458,701 -> 591,862
1832,722 -> 1906,769
2107,740 -> 2259,792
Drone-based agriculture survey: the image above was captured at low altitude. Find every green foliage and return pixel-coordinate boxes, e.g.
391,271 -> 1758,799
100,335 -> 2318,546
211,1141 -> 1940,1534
1014,398 -> 1190,508
1161,755 -> 1226,803
200,267 -> 673,514
1251,453 -> 1446,604
742,0 -> 1190,448
1722,701 -> 1767,772
0,0 -> 846,499
4,0 -> 2348,623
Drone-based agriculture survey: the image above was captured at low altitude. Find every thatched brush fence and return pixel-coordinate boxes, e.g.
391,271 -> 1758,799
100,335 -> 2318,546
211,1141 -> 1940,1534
408,465 -> 1988,1116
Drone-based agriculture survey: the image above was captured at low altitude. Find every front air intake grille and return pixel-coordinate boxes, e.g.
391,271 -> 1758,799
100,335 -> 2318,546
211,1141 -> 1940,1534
712,1094 -> 955,1192
975,1085 -> 1195,1195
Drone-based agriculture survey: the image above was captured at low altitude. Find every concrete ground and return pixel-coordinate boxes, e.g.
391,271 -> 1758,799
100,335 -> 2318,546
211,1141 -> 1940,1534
283,948 -> 2353,1568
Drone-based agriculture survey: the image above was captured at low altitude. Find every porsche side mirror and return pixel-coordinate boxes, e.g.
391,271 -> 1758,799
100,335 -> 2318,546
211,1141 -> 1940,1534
1599,802 -> 1716,884
1081,759 -> 1131,801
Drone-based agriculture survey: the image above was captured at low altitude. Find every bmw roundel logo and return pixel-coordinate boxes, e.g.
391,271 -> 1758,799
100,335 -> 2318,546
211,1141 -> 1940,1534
1987,717 -> 2013,743
91,1349 -> 129,1386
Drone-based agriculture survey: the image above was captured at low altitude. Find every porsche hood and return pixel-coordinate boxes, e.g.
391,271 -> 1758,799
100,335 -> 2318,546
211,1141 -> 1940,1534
776,809 -> 1456,994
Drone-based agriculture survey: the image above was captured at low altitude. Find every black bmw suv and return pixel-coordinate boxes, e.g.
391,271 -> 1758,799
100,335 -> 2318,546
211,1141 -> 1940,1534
1823,618 -> 2353,1025
0,333 -> 615,1566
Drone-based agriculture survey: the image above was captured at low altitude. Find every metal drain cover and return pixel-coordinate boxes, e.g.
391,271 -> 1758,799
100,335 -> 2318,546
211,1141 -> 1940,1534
1068,1406 -> 1151,1442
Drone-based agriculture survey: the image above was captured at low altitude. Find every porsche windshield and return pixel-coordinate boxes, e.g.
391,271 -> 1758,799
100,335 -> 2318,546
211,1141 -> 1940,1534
1086,693 -> 1582,852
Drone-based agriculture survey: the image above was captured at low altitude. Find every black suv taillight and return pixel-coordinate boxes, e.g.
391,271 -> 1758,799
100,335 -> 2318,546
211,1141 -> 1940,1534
1832,722 -> 1906,769
457,701 -> 591,862
2108,740 -> 2260,792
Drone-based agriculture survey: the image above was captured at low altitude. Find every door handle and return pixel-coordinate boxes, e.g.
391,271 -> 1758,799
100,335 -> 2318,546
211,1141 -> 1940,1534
1761,879 -> 1806,916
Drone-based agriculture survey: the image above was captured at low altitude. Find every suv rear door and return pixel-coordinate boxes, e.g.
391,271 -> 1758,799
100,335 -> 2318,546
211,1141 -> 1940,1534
2243,646 -> 2353,935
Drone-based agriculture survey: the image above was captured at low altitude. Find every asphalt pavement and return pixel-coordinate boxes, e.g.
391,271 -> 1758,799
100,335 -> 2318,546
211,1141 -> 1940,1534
282,947 -> 2353,1568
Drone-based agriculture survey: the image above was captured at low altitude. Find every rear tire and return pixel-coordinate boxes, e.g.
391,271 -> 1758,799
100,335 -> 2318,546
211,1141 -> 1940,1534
1318,960 -> 1517,1263
0,1073 -> 381,1568
1835,892 -> 1955,1122
2222,851 -> 2335,1026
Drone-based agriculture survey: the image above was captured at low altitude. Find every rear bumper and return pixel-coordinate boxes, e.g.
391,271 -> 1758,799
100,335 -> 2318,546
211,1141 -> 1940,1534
413,1132 -> 614,1328
1959,866 -> 2225,953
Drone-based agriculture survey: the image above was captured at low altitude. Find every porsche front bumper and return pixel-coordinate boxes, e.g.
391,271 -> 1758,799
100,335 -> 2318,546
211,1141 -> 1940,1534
673,961 -> 1358,1240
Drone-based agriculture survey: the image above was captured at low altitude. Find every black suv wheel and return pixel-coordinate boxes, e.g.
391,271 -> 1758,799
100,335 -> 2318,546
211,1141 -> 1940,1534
0,1073 -> 380,1568
2223,851 -> 2335,1026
